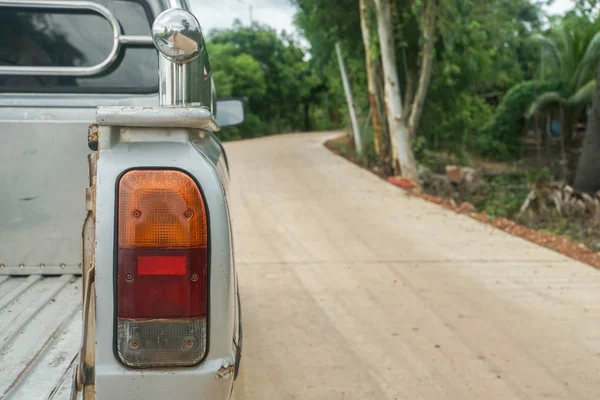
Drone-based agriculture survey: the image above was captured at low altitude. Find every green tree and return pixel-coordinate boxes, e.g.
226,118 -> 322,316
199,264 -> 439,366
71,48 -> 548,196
477,80 -> 559,159
209,42 -> 267,100
209,21 -> 318,134
293,0 -> 546,164
415,0 -> 542,157
526,25 -> 600,146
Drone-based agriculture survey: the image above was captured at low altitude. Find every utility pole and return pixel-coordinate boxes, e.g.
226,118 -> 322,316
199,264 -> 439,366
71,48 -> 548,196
237,0 -> 254,23
335,42 -> 363,154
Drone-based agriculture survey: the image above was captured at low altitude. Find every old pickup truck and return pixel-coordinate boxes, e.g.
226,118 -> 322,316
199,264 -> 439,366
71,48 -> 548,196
0,1 -> 242,399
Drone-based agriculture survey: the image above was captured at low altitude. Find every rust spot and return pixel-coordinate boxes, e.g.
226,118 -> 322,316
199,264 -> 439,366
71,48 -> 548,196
217,361 -> 235,380
88,124 -> 99,151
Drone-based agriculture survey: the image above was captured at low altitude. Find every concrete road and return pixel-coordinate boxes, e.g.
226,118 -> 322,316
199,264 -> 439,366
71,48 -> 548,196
227,132 -> 600,400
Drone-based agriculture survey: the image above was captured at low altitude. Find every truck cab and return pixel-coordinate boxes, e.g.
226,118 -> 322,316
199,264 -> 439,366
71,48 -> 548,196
0,1 -> 242,398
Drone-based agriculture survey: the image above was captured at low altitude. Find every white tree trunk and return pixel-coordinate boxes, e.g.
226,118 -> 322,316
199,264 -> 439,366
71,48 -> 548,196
408,0 -> 436,137
374,0 -> 418,180
335,42 -> 363,154
359,0 -> 388,163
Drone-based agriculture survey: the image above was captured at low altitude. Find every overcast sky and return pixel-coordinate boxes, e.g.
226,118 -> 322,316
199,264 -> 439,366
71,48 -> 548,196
190,0 -> 297,36
190,0 -> 576,37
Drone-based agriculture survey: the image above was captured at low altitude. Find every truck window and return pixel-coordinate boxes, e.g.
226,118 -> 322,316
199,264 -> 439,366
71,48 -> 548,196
0,0 -> 158,94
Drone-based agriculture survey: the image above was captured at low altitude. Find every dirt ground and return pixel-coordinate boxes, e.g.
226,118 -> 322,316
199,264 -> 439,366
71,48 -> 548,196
229,132 -> 600,400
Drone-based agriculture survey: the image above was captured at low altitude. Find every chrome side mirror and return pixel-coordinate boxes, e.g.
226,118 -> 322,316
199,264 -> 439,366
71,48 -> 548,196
216,99 -> 245,127
152,8 -> 207,107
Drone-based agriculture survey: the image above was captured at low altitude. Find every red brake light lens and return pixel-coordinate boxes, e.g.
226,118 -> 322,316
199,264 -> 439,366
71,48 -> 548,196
116,170 -> 208,368
137,256 -> 187,275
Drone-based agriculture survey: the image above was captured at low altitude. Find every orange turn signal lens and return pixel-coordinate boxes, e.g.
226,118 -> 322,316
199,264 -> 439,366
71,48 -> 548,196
118,170 -> 207,248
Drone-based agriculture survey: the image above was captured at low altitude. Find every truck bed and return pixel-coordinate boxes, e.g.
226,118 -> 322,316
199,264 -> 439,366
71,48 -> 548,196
0,274 -> 82,399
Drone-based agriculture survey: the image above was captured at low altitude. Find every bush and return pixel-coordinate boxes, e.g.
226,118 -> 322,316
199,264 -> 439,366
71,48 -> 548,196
419,92 -> 493,162
476,80 -> 560,160
219,112 -> 263,141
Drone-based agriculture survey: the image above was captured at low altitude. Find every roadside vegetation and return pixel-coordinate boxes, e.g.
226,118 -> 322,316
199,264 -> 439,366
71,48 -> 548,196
209,0 -> 600,256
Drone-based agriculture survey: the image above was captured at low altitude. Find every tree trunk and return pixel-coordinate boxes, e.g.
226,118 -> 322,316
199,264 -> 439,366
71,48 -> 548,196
545,115 -> 552,166
403,70 -> 414,121
535,113 -> 542,168
374,0 -> 418,180
304,102 -> 311,132
559,105 -> 568,182
374,60 -> 393,171
400,45 -> 414,121
359,0 -> 390,165
408,0 -> 437,137
574,63 -> 600,193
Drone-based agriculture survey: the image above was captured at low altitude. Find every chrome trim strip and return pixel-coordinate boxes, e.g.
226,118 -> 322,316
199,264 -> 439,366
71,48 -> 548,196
119,35 -> 155,45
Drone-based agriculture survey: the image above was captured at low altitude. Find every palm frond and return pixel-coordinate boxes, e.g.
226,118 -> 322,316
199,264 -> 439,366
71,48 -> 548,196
556,28 -> 576,76
532,33 -> 563,79
566,80 -> 596,107
526,91 -> 564,119
572,31 -> 600,90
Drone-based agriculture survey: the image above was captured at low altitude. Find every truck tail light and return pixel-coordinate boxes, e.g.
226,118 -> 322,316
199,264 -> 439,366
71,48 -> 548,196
116,170 -> 208,368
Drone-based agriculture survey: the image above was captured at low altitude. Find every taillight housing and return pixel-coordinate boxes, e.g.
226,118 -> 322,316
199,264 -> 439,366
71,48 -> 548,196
116,170 -> 208,368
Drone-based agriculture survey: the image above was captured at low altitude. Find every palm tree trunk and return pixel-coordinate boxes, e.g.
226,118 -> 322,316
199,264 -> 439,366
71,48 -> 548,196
408,0 -> 437,137
559,105 -> 568,181
574,64 -> 600,193
359,0 -> 390,165
374,0 -> 418,180
545,115 -> 552,165
535,114 -> 542,168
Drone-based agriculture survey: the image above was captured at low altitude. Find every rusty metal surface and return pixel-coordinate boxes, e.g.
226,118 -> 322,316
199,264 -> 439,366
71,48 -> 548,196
96,106 -> 219,131
77,153 -> 97,399
0,274 -> 82,399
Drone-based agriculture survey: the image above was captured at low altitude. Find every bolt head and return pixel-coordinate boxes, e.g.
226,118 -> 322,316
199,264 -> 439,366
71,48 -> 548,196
182,336 -> 195,348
